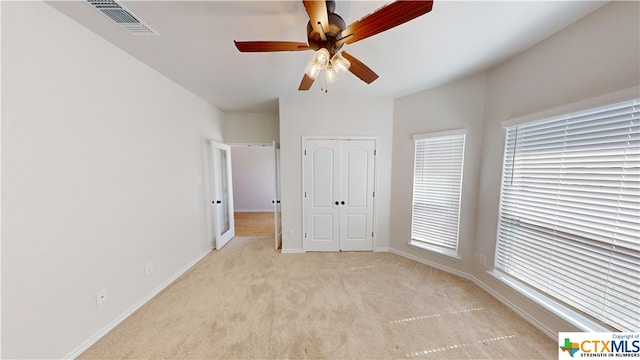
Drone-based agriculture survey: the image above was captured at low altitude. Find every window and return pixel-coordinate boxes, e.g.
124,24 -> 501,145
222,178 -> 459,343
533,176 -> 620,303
411,130 -> 466,256
495,98 -> 640,332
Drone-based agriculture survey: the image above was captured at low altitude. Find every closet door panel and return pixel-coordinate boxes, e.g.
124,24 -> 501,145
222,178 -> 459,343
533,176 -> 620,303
311,214 -> 335,240
339,140 -> 375,251
345,147 -> 369,207
303,141 -> 340,251
312,147 -> 334,208
303,138 -> 375,252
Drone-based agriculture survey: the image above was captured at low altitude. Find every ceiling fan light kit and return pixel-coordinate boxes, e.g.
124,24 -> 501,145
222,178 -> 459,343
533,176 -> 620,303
234,0 -> 434,91
325,64 -> 337,83
331,52 -> 351,74
304,49 -> 350,82
304,60 -> 321,80
304,48 -> 330,80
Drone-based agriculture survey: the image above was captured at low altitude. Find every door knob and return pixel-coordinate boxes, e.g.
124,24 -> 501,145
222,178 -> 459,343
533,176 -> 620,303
277,200 -> 281,204
216,200 -> 221,204
335,201 -> 339,205
341,201 -> 345,205
272,200 -> 275,204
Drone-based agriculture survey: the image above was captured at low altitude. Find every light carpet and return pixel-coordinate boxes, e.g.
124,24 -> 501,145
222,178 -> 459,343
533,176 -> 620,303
80,236 -> 555,359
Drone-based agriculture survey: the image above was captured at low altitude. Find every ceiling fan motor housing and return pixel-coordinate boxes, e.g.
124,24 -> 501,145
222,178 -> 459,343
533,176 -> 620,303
306,3 -> 346,55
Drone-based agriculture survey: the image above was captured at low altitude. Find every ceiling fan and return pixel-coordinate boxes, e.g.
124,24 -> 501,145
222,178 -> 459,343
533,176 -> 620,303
234,0 -> 434,91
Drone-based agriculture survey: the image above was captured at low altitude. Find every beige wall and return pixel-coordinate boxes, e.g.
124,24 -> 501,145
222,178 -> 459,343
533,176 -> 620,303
1,2 -> 224,358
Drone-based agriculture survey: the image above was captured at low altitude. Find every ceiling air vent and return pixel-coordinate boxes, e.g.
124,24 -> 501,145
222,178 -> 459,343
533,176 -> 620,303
87,0 -> 158,35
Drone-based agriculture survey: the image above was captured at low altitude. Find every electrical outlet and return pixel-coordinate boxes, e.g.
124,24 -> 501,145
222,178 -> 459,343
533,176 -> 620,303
145,262 -> 154,276
288,229 -> 295,238
479,255 -> 488,267
96,289 -> 108,306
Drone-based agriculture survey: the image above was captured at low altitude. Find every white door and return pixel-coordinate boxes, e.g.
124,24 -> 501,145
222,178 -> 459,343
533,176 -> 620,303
210,141 -> 235,250
303,140 -> 341,251
339,140 -> 376,251
273,141 -> 282,249
303,139 -> 375,252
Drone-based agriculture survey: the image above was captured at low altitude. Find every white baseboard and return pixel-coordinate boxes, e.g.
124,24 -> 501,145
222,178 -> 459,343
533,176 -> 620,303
65,248 -> 212,359
389,248 -> 471,280
281,248 -> 304,254
374,247 -> 389,252
389,247 -> 555,340
468,275 -> 555,339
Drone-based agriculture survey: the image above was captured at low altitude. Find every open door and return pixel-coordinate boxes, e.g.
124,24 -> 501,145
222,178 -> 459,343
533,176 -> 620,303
273,141 -> 282,249
210,141 -> 235,250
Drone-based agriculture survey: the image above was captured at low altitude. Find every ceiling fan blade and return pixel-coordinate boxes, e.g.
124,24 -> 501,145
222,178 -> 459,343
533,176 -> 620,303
234,41 -> 311,52
303,0 -> 329,41
337,1 -> 434,46
341,52 -> 379,84
298,74 -> 315,91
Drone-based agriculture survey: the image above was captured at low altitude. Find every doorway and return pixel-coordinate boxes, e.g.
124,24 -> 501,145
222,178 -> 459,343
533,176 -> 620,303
234,212 -> 274,236
229,143 -> 282,248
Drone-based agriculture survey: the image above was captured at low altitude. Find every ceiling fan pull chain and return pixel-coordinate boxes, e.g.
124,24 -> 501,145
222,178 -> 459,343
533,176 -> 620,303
321,71 -> 329,93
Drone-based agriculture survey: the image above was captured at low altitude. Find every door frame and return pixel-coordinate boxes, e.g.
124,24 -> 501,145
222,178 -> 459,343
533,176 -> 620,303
273,141 -> 282,249
301,136 -> 378,252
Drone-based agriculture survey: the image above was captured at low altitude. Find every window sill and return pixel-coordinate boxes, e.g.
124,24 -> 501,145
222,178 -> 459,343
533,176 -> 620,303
409,241 -> 461,261
490,270 -> 610,332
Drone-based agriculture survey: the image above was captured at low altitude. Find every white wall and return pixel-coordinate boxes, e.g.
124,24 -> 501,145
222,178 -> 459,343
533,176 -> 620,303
3,1 -> 637,357
222,110 -> 279,214
222,112 -> 279,143
279,96 -> 394,252
474,0 -> 639,334
390,72 -> 487,275
1,2 -> 224,358
390,0 -> 640,337
231,145 -> 275,212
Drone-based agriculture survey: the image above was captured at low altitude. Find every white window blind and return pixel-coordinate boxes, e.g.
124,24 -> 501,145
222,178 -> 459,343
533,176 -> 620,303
495,98 -> 640,332
411,131 -> 466,253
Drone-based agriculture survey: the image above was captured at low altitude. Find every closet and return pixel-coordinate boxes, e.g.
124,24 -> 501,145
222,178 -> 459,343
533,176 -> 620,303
303,138 -> 376,251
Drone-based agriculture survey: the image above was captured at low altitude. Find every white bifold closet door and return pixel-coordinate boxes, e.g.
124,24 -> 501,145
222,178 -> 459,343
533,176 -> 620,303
303,139 -> 376,252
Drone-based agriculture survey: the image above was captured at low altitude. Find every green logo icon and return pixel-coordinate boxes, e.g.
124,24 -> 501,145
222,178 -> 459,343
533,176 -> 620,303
560,338 -> 580,357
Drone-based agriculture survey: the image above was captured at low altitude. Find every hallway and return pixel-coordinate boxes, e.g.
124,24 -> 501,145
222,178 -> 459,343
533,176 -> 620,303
234,212 -> 274,237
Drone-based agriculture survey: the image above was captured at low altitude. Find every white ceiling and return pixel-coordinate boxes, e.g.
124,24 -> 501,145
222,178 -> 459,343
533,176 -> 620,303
47,0 -> 606,112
